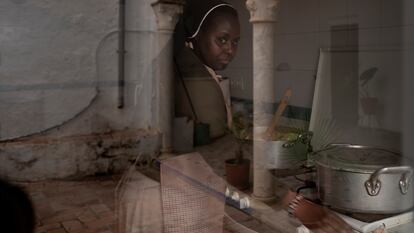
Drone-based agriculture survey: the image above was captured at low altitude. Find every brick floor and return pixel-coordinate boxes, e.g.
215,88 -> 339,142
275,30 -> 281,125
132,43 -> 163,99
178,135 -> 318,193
24,176 -> 271,233
18,176 -> 120,233
19,135 -> 280,233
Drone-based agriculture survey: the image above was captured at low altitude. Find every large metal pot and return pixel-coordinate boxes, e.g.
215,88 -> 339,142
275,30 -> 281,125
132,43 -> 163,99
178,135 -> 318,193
314,144 -> 414,214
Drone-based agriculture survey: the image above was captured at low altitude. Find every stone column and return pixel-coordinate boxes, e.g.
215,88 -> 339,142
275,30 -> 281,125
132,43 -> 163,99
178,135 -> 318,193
152,1 -> 183,153
246,0 -> 281,201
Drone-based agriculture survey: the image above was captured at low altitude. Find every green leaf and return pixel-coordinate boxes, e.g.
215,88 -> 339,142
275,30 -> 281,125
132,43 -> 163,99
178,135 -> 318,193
360,67 -> 378,86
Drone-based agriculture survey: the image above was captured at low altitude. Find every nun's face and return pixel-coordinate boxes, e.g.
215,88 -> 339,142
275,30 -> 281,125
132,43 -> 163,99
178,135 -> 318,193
194,15 -> 240,70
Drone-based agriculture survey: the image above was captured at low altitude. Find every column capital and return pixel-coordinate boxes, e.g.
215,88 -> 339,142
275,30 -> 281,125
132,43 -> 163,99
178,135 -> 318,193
151,1 -> 183,32
245,0 -> 280,23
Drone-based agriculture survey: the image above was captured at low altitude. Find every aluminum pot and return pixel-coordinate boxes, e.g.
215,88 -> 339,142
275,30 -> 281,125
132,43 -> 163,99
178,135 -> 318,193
314,144 -> 414,214
254,127 -> 310,169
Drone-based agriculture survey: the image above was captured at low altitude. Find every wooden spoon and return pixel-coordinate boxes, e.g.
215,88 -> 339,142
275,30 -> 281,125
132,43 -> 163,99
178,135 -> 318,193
264,88 -> 292,140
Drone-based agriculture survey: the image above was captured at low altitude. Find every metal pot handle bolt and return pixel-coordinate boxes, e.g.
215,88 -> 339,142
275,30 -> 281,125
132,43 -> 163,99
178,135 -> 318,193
365,166 -> 413,196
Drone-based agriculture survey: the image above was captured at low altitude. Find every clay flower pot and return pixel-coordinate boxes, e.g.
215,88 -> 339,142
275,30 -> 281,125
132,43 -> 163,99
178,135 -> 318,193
225,158 -> 250,190
282,191 -> 354,232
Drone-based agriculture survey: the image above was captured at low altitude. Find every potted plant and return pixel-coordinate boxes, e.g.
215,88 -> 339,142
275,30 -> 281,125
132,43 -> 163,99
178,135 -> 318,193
225,112 -> 252,190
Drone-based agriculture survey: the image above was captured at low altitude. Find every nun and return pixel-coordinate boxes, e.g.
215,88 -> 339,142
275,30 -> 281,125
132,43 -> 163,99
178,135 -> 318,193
174,0 -> 240,140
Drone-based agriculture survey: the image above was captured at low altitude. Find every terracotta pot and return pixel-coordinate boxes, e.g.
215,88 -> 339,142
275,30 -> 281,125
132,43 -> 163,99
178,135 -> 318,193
282,191 -> 324,222
225,158 -> 250,190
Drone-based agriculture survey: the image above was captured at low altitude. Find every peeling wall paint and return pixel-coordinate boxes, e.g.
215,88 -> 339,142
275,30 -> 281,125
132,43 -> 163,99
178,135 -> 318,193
0,129 -> 161,181
0,0 -> 161,181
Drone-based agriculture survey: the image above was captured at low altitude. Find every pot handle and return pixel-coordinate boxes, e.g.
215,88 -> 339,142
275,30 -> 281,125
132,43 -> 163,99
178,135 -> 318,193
365,166 -> 413,196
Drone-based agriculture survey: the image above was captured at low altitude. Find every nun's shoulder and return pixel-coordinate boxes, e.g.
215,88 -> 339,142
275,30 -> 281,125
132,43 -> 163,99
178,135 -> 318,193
175,47 -> 211,79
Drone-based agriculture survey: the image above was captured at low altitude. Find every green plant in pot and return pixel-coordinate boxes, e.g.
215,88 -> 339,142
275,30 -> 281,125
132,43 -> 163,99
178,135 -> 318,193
225,112 -> 252,190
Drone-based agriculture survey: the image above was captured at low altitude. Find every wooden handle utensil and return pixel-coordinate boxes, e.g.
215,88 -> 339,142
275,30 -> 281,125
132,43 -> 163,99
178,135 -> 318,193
265,88 -> 292,140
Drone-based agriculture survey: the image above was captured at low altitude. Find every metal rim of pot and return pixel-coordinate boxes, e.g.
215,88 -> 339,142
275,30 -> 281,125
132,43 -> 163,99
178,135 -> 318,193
313,143 -> 414,214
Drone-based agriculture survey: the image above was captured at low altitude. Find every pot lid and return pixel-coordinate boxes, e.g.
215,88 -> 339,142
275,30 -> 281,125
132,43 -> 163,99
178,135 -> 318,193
315,144 -> 403,173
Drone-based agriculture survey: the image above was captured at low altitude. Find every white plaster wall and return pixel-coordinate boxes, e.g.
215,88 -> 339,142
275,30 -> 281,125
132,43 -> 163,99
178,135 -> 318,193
0,0 -> 114,139
0,0 -> 158,140
0,0 -> 162,180
275,0 -> 404,108
92,0 -> 158,133
223,0 -> 405,111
